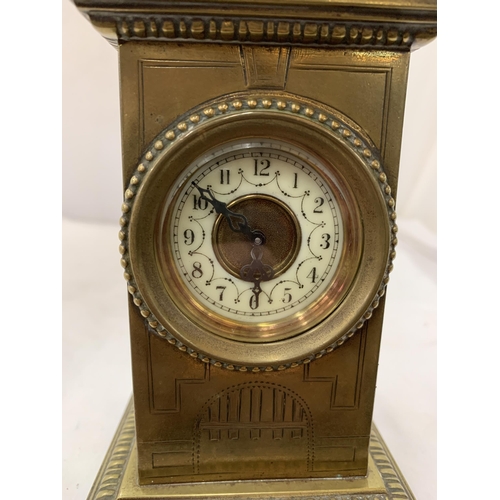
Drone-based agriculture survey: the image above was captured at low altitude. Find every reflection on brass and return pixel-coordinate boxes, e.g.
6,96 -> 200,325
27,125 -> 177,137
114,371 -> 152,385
73,0 -> 435,497
213,194 -> 301,280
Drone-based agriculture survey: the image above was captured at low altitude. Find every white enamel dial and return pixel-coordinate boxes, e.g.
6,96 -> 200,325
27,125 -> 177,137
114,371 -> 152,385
170,140 -> 345,324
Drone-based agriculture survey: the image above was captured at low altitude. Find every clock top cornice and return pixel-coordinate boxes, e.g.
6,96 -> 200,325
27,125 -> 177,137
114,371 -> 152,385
73,0 -> 436,50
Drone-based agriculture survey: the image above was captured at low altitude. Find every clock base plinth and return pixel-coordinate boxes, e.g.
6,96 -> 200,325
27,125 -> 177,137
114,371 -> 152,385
87,398 -> 415,500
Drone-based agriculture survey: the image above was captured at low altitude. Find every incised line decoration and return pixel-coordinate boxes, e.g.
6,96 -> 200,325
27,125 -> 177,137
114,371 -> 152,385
87,401 -> 413,500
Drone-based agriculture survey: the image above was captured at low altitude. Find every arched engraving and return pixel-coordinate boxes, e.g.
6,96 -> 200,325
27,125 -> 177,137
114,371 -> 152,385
193,382 -> 314,476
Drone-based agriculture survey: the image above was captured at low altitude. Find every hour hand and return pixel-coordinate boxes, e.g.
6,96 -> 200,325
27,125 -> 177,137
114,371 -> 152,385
193,184 -> 263,243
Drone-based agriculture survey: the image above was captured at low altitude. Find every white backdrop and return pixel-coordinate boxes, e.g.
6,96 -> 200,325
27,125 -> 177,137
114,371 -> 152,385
62,0 -> 436,233
62,2 -> 436,500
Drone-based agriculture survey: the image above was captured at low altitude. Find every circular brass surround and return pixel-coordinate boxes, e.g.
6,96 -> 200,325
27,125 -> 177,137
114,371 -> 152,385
122,92 -> 396,370
212,194 -> 301,280
159,140 -> 358,344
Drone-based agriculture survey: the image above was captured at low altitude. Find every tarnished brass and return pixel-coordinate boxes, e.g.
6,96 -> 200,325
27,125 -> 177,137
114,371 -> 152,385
73,0 -> 436,498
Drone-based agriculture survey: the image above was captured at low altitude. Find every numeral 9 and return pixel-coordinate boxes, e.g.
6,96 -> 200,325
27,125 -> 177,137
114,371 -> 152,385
184,229 -> 195,246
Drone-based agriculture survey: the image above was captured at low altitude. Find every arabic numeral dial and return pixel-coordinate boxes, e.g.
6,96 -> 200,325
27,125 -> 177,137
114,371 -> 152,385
171,141 -> 345,326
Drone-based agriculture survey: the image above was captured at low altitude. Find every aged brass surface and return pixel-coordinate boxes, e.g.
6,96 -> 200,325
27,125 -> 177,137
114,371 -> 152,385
87,399 -> 415,500
73,0 -> 436,497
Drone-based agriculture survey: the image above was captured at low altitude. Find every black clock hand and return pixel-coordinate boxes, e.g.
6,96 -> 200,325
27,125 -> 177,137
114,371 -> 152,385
193,184 -> 275,304
193,184 -> 265,244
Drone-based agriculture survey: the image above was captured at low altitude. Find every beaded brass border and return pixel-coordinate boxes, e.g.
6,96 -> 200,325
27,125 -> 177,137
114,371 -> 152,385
86,398 -> 135,500
74,0 -> 436,50
370,430 -> 416,500
119,92 -> 398,372
87,14 -> 435,49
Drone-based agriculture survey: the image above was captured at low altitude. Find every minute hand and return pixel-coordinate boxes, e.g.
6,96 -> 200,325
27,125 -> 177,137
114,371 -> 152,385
194,184 -> 263,243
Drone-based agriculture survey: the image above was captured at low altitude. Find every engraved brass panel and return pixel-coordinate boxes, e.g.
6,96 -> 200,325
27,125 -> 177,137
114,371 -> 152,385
118,42 -> 405,484
86,400 -> 416,499
116,41 -> 407,485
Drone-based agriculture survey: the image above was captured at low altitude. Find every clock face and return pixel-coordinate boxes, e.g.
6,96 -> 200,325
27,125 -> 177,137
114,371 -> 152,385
157,136 -> 361,344
124,92 -> 395,368
169,141 -> 344,329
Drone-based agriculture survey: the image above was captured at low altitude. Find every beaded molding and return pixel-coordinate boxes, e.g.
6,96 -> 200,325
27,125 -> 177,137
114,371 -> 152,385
83,9 -> 436,50
86,398 -> 135,500
119,94 -> 397,372
105,16 -> 422,48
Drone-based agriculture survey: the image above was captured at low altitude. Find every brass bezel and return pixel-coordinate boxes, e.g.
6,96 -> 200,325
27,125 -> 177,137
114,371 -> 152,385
158,141 -> 359,343
122,92 -> 395,370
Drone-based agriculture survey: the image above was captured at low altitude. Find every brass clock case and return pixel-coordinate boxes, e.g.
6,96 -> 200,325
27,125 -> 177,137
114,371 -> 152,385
121,92 -> 397,371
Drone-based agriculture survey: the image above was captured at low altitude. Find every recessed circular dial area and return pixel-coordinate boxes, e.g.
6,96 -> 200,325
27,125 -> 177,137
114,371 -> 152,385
213,194 -> 301,280
167,140 -> 348,338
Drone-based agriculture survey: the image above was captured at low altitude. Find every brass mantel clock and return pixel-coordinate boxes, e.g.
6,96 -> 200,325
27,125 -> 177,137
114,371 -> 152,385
72,0 -> 436,498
